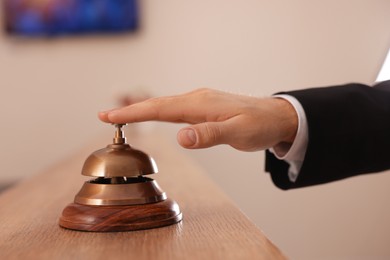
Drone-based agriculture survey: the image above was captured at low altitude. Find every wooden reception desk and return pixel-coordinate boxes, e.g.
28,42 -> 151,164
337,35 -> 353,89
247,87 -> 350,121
0,128 -> 285,259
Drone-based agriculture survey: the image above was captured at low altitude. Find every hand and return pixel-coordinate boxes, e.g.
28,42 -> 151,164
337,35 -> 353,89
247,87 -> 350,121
99,88 -> 298,152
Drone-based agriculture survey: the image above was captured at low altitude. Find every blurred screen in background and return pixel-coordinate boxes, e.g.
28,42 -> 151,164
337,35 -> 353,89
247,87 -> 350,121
3,0 -> 138,36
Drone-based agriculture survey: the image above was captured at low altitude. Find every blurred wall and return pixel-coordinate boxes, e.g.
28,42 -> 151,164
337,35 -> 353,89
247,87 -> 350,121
1,0 -> 390,259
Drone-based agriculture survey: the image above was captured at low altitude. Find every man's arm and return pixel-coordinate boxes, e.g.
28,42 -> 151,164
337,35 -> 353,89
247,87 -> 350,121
266,81 -> 390,189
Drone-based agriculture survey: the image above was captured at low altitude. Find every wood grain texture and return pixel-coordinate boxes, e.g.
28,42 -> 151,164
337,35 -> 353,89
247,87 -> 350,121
59,199 -> 182,232
0,127 -> 286,260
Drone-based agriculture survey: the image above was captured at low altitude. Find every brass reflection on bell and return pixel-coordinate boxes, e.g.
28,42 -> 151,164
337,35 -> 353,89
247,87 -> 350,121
59,124 -> 182,232
74,176 -> 167,206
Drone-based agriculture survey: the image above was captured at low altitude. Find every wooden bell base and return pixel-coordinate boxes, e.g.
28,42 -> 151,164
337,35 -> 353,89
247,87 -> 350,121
59,198 -> 182,232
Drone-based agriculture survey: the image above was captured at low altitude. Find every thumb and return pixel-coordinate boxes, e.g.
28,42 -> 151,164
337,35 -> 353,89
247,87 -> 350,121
177,122 -> 226,149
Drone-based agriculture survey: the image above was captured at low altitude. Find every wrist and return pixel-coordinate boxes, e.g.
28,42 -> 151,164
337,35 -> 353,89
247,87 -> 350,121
273,97 -> 298,145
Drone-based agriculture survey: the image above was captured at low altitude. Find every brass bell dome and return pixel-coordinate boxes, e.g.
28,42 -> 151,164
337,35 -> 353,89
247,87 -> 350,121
81,124 -> 158,177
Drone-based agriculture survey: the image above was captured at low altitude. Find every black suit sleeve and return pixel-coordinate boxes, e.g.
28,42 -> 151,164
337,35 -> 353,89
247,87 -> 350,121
265,80 -> 390,190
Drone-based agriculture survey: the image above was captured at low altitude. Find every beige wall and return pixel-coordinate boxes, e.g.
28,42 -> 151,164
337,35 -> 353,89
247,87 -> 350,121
1,0 -> 390,259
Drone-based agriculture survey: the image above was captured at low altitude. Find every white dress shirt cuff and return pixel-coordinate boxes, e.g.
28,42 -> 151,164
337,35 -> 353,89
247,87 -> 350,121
269,94 -> 309,182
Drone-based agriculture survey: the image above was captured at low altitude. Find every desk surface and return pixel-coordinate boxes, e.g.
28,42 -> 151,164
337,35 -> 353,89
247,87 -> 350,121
0,128 -> 285,259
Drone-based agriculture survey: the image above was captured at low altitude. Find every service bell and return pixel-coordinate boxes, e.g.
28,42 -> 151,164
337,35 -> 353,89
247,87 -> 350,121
59,124 -> 182,232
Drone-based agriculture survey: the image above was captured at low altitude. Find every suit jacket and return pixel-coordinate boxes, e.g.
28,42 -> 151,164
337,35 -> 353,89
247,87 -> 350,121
265,80 -> 390,190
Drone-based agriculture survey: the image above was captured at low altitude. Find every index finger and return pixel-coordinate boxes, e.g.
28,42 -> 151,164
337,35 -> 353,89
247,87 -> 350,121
98,91 -> 217,124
